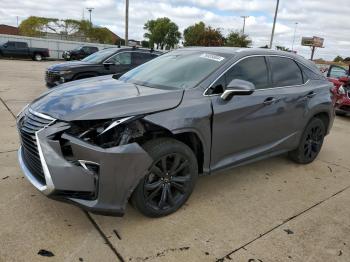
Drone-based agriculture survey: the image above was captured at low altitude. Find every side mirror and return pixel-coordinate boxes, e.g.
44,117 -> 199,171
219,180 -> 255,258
103,61 -> 114,68
221,79 -> 255,101
3,44 -> 7,48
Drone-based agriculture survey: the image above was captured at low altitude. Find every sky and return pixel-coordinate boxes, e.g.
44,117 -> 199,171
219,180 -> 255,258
1,0 -> 350,60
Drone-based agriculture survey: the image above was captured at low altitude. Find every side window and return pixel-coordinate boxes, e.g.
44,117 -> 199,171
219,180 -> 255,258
91,47 -> 98,53
106,52 -> 131,65
7,42 -> 15,47
226,56 -> 269,89
269,57 -> 303,87
328,66 -> 348,79
16,42 -> 27,48
132,52 -> 154,65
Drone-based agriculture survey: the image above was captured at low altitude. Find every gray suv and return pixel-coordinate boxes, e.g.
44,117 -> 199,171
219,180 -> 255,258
17,47 -> 334,217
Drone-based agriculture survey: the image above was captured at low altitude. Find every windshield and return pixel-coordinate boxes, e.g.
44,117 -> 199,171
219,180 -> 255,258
81,48 -> 118,63
119,50 -> 231,89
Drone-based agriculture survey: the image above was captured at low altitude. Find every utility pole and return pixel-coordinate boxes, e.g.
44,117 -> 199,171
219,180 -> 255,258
16,16 -> 19,27
269,0 -> 280,49
125,0 -> 129,46
292,22 -> 298,51
241,16 -> 249,34
86,8 -> 94,25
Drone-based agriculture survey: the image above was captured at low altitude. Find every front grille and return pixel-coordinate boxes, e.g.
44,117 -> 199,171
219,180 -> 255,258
19,110 -> 54,185
45,70 -> 60,83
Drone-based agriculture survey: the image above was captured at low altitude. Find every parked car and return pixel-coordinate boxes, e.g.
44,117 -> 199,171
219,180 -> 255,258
45,47 -> 162,87
62,46 -> 99,61
0,41 -> 50,61
326,65 -> 350,116
17,48 -> 334,217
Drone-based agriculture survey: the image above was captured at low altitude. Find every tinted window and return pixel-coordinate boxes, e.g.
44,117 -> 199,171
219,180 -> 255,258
226,56 -> 269,89
16,42 -> 27,48
7,42 -> 15,47
133,52 -> 155,65
298,63 -> 326,81
107,52 -> 131,65
269,57 -> 303,87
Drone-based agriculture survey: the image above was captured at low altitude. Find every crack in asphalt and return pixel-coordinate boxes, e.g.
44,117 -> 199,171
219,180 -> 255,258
83,211 -> 125,262
0,149 -> 17,154
0,96 -> 16,120
217,185 -> 350,261
319,159 -> 350,172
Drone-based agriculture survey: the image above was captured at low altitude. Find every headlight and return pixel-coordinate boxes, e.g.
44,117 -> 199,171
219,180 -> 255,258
338,85 -> 346,95
68,116 -> 139,148
59,70 -> 72,75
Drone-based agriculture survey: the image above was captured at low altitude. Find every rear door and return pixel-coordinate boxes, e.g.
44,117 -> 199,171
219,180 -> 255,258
132,52 -> 159,67
15,42 -> 29,58
210,55 -> 303,171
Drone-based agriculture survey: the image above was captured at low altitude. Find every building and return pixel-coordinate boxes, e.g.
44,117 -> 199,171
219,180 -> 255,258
0,24 -> 19,35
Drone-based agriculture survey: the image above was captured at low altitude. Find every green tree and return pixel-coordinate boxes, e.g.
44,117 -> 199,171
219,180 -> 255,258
333,56 -> 344,63
225,31 -> 252,47
19,16 -> 115,44
276,45 -> 291,52
144,17 -> 181,49
19,16 -> 59,36
141,40 -> 149,48
183,22 -> 224,46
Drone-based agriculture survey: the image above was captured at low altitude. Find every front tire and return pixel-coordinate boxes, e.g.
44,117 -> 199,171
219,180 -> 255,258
289,118 -> 326,164
132,138 -> 198,217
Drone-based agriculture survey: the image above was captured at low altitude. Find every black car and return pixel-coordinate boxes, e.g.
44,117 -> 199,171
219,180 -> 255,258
62,46 -> 99,61
18,48 -> 334,217
0,41 -> 50,61
46,47 -> 162,87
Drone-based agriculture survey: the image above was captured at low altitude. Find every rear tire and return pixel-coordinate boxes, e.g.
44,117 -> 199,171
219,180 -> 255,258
131,138 -> 198,217
289,118 -> 325,164
33,53 -> 42,61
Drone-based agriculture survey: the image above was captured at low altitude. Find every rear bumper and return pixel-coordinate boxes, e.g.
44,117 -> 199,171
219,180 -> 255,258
17,121 -> 152,216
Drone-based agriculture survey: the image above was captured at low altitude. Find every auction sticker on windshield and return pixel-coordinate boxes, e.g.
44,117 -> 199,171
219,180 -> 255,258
199,53 -> 225,62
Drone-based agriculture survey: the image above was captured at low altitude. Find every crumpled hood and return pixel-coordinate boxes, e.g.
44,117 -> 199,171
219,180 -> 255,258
30,75 -> 184,121
48,61 -> 94,71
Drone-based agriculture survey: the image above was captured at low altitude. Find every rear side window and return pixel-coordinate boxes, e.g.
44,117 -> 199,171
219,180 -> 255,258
226,56 -> 269,89
269,57 -> 303,87
298,63 -> 326,81
16,42 -> 27,48
132,52 -> 155,65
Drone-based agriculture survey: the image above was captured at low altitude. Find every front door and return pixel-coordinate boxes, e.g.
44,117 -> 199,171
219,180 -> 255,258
104,52 -> 133,77
209,56 -> 305,171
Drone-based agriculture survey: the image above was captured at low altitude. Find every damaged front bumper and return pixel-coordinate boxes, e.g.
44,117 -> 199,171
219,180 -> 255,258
17,109 -> 152,216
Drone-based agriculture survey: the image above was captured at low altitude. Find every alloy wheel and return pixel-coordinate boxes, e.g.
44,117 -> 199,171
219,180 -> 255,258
144,153 -> 191,211
303,125 -> 324,161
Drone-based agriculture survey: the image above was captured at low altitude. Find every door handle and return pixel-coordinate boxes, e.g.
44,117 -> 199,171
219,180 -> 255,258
305,91 -> 316,99
263,97 -> 278,105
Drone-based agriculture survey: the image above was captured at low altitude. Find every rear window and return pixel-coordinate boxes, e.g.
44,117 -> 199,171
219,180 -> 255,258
269,57 -> 303,87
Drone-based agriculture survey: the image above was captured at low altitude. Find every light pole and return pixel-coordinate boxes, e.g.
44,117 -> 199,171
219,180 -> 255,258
125,0 -> 129,46
292,22 -> 298,51
269,0 -> 280,49
241,16 -> 249,34
86,8 -> 94,25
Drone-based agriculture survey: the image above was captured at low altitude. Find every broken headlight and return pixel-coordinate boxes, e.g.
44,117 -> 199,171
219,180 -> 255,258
68,116 -> 145,148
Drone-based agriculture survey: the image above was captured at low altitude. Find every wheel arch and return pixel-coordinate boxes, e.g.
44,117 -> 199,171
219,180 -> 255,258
73,71 -> 99,80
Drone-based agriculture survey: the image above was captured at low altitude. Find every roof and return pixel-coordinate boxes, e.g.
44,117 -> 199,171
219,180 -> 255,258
177,47 -> 319,73
0,24 -> 19,35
